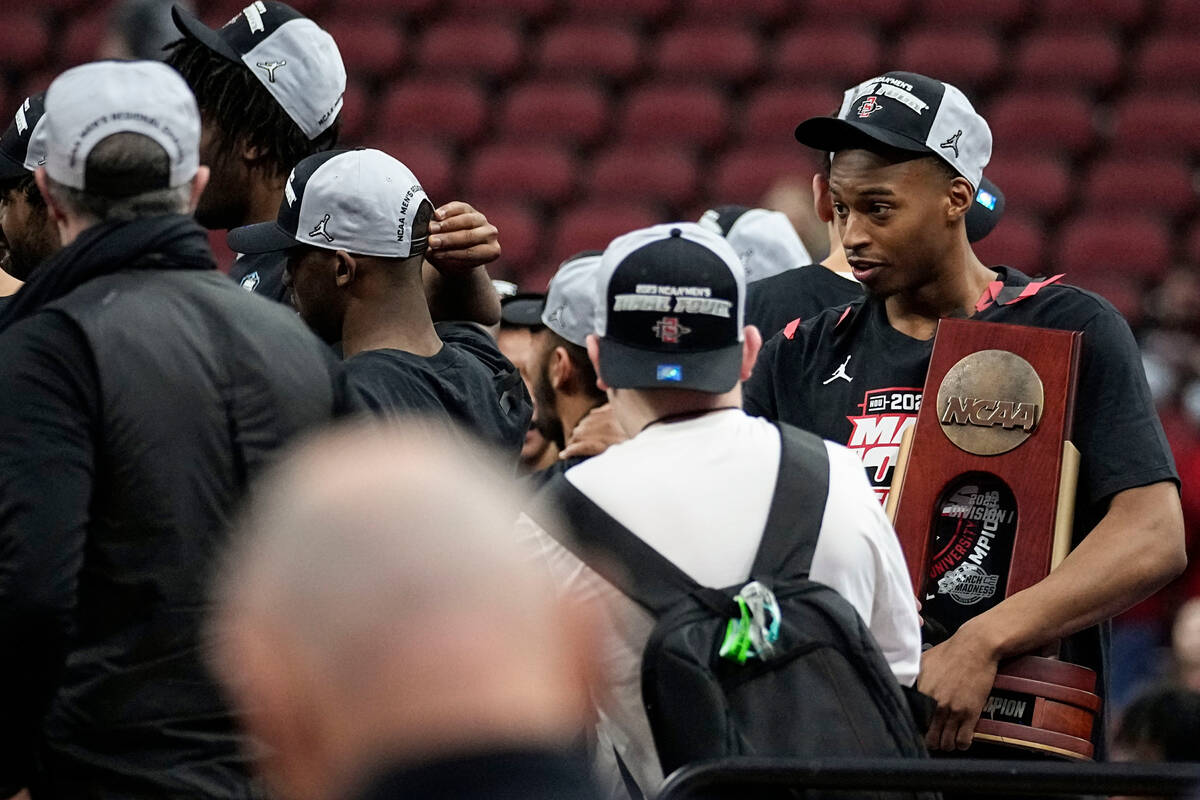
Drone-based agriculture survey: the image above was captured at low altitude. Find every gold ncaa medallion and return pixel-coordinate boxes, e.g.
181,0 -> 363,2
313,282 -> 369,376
937,349 -> 1045,456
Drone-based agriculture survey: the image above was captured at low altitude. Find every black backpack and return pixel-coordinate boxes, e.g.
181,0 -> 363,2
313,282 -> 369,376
535,422 -> 933,798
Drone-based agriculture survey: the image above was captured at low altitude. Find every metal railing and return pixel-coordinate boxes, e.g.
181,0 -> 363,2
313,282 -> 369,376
657,758 -> 1200,798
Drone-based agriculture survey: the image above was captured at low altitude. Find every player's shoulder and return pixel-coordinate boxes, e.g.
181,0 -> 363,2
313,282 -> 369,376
989,267 -> 1123,329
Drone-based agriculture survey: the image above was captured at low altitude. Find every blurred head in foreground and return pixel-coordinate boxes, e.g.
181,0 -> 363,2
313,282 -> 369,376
209,421 -> 599,800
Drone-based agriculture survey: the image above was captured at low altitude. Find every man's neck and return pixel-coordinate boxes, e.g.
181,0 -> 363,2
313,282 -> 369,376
883,244 -> 997,341
242,172 -> 287,227
611,386 -> 743,438
557,394 -> 603,445
819,223 -> 852,275
341,281 -> 443,359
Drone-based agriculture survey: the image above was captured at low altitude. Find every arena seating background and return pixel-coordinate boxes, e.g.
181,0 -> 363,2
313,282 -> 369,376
3,0 -> 1200,699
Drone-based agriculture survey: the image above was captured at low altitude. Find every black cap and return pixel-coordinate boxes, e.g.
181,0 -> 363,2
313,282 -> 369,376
500,293 -> 546,328
967,176 -> 1005,243
0,93 -> 46,182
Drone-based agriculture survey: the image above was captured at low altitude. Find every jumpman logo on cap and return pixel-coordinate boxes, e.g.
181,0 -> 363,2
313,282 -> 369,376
940,129 -> 962,159
309,213 -> 334,242
256,60 -> 287,83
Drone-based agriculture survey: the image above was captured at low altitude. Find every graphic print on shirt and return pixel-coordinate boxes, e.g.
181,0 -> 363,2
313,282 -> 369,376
845,387 -> 921,504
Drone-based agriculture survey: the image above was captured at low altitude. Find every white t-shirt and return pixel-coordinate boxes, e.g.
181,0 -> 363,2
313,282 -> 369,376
517,409 -> 921,798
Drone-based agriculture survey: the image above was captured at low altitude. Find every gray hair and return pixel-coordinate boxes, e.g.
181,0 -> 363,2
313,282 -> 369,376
44,131 -> 191,223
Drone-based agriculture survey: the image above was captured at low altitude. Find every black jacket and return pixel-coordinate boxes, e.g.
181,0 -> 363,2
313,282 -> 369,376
0,215 -> 353,797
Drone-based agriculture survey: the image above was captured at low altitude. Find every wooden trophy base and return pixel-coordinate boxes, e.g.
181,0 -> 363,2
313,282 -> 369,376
972,656 -> 1099,760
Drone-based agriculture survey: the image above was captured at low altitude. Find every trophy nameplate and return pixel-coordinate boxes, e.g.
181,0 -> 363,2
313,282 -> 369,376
888,318 -> 1098,760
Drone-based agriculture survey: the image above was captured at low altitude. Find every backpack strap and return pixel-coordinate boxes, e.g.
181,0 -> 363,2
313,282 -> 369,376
532,474 -> 735,618
750,422 -> 832,579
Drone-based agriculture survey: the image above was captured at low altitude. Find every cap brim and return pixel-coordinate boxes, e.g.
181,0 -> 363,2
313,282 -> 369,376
597,338 -> 743,394
227,221 -> 300,254
966,176 -> 1005,243
500,295 -> 546,327
794,116 -> 931,157
0,153 -> 29,182
171,5 -> 243,62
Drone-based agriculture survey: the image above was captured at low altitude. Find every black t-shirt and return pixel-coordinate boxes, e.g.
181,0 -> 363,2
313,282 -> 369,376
744,264 -> 863,339
345,322 -> 532,461
745,266 -> 1178,692
228,251 -> 288,303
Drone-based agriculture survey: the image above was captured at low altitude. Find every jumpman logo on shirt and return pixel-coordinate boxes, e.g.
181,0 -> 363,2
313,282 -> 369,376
309,213 -> 334,242
823,355 -> 853,385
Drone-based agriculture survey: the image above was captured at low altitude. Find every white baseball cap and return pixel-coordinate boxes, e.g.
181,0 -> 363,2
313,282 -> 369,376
541,251 -> 602,347
698,205 -> 811,283
172,1 -> 345,141
42,61 -> 201,192
227,148 -> 432,259
795,71 -> 992,189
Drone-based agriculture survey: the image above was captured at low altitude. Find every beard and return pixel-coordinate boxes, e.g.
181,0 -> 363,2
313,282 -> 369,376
532,362 -> 565,450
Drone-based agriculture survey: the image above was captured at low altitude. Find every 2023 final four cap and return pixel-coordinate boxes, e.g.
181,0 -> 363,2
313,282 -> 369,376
42,61 -> 200,193
171,1 -> 345,140
595,222 -> 745,394
227,148 -> 432,259
0,93 -> 48,181
794,71 -> 992,189
542,251 -> 603,347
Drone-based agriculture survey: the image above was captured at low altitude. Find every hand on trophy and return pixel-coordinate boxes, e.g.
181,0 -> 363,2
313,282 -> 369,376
918,620 -> 1001,751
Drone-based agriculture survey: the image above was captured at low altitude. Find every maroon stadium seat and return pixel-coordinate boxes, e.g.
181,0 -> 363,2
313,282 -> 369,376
1187,222 -> 1200,266
328,0 -> 436,15
446,0 -> 557,20
1036,0 -> 1147,27
1160,0 -> 1200,25
1082,157 -> 1196,216
654,25 -> 761,83
1111,93 -> 1200,155
561,0 -> 673,20
465,142 -> 577,205
551,202 -> 660,265
971,214 -> 1046,275
61,14 -> 107,67
363,138 -> 456,203
337,83 -> 371,143
587,146 -> 699,207
1014,31 -> 1122,90
535,23 -> 642,81
416,20 -> 522,78
325,22 -> 405,78
1132,34 -> 1200,88
379,79 -> 489,145
986,91 -> 1097,154
740,84 -> 844,146
911,0 -> 1024,25
678,0 -> 789,24
499,82 -> 609,146
893,27 -> 1003,90
1056,213 -> 1172,280
478,203 -> 540,275
0,14 -> 49,69
982,154 -> 1072,217
803,0 -> 914,27
618,85 -> 730,149
714,147 -> 819,205
774,25 -> 882,86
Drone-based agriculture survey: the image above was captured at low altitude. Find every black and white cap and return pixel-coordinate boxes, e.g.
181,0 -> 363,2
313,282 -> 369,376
0,93 -> 48,181
227,148 -> 432,258
795,71 -> 992,189
43,61 -> 200,192
542,251 -> 602,347
595,222 -> 745,394
171,1 -> 345,140
697,205 -> 811,283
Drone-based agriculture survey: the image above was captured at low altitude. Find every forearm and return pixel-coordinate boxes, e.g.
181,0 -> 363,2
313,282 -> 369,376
964,481 -> 1185,660
422,262 -> 501,326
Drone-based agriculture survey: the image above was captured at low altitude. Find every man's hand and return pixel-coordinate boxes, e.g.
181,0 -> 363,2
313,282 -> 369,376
425,201 -> 500,275
561,404 -> 627,459
917,621 -> 999,751
5,789 -> 30,800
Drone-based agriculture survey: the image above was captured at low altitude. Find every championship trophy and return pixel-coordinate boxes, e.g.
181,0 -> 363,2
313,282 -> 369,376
886,318 -> 1100,760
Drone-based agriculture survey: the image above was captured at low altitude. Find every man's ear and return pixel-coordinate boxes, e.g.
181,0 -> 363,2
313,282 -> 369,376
187,167 -> 211,214
812,172 -> 834,223
739,325 -> 763,383
946,176 -> 975,224
549,346 -> 573,392
34,168 -> 68,226
585,334 -> 609,392
333,251 -> 356,288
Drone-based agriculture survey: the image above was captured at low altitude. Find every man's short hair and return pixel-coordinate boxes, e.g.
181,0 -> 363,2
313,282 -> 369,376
45,133 -> 190,222
0,172 -> 43,208
165,37 -> 339,179
545,329 -> 605,403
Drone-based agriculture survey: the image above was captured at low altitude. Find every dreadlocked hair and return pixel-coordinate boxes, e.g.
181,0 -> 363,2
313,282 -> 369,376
165,37 -> 339,179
